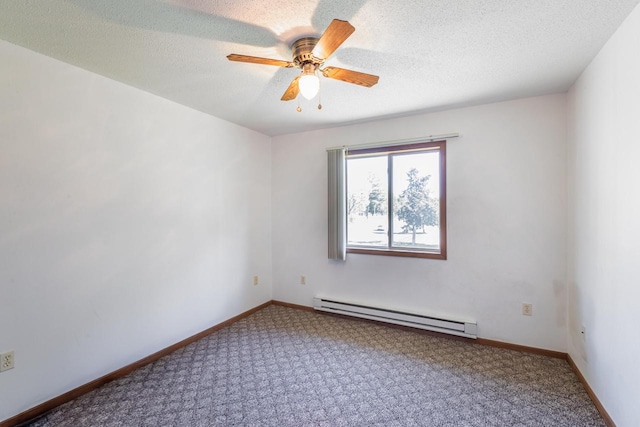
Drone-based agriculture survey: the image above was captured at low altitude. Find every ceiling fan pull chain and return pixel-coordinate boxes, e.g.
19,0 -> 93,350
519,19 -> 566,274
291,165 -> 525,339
297,96 -> 302,112
317,67 -> 322,110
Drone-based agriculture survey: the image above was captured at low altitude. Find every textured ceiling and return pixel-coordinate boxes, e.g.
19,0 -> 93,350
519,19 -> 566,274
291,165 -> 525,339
1,1 -> 638,136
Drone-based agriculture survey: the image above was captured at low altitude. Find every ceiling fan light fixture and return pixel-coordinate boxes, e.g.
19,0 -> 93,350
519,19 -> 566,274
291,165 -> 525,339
299,64 -> 319,100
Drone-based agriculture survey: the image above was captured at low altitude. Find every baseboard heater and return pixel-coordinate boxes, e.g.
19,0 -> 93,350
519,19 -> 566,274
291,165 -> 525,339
313,297 -> 477,339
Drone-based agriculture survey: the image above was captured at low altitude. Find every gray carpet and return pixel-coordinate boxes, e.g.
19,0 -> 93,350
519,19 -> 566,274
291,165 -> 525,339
28,305 -> 604,426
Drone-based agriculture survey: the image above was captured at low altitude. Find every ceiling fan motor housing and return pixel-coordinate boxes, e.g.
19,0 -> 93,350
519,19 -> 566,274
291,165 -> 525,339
292,37 -> 323,68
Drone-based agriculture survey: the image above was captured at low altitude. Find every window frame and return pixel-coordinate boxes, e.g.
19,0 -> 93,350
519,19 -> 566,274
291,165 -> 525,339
345,140 -> 447,260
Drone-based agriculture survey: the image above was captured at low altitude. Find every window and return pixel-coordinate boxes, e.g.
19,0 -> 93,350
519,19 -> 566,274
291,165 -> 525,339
345,141 -> 446,259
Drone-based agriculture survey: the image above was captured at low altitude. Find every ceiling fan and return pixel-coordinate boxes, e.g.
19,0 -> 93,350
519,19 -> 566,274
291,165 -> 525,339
227,19 -> 379,107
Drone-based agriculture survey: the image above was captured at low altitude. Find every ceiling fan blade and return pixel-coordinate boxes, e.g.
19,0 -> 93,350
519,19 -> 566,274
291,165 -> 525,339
227,54 -> 294,68
312,19 -> 355,60
321,67 -> 379,87
281,76 -> 301,101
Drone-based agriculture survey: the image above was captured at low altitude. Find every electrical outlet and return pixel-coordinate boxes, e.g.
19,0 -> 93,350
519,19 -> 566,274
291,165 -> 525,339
522,303 -> 533,316
300,275 -> 306,285
253,276 -> 259,286
1,351 -> 14,372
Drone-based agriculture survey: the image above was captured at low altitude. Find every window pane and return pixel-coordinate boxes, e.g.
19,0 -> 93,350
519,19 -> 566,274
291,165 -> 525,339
392,151 -> 440,250
346,156 -> 388,248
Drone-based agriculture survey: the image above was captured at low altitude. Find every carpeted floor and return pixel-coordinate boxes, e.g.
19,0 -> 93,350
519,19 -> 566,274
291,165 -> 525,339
27,305 -> 604,426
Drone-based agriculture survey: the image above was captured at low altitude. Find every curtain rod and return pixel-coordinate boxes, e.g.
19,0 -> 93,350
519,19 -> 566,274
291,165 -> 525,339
326,133 -> 459,152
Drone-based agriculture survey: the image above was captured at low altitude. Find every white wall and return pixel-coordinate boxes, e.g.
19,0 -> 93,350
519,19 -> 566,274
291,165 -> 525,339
0,40 -> 272,422
567,4 -> 640,426
272,94 -> 567,352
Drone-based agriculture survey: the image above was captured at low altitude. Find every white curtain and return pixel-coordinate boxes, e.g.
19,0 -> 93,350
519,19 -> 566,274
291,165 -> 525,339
327,148 -> 346,260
